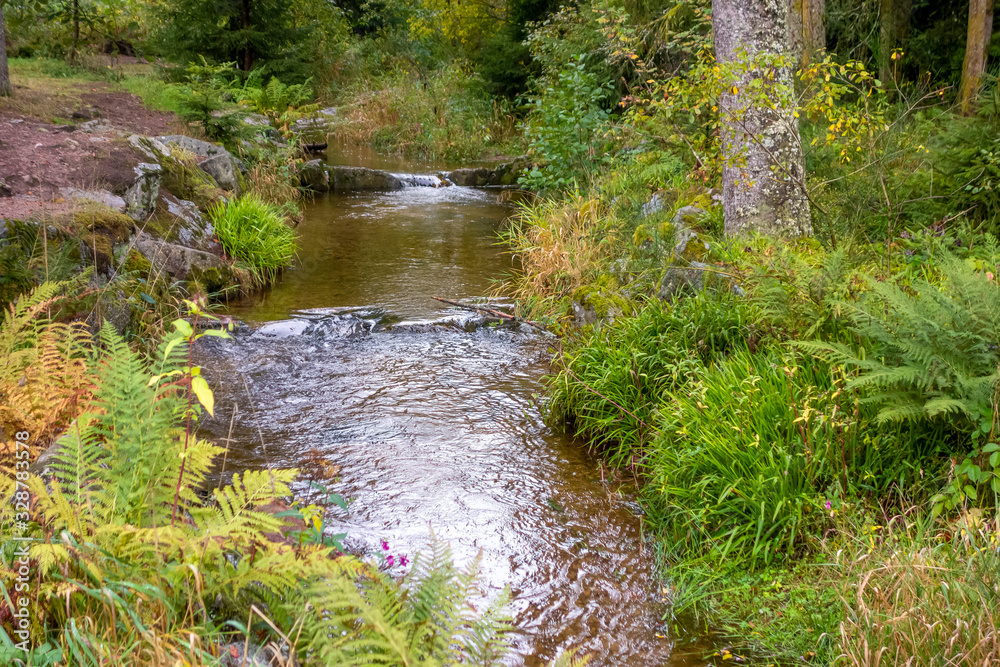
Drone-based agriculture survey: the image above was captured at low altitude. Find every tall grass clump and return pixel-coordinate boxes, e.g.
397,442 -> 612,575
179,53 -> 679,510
209,194 -> 297,287
548,290 -> 765,467
329,66 -> 520,161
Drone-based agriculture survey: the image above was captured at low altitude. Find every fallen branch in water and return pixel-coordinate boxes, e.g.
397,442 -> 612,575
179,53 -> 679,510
431,297 -> 552,334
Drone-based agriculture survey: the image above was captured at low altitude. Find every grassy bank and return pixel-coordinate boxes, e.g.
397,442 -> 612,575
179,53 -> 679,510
502,87 -> 1000,661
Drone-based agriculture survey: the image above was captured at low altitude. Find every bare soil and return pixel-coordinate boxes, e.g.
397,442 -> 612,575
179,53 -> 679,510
0,80 -> 187,221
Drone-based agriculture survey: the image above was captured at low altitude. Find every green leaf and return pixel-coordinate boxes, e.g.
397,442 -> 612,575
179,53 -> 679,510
140,292 -> 156,304
173,319 -> 194,337
191,376 -> 215,417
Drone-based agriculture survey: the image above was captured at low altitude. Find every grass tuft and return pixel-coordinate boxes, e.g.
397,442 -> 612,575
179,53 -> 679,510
208,194 -> 297,287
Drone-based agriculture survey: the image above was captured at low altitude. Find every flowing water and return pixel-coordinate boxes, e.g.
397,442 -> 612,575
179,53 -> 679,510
197,151 -> 711,666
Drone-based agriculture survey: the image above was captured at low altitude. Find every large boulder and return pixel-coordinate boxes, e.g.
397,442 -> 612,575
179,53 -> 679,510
155,135 -> 241,195
328,165 -> 402,191
122,162 -> 163,220
60,157 -> 162,222
143,192 -> 218,252
133,232 -> 236,293
198,153 -> 240,193
298,159 -> 329,192
56,206 -> 135,278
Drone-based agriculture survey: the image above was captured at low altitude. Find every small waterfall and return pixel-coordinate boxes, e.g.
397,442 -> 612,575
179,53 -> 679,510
392,172 -> 449,188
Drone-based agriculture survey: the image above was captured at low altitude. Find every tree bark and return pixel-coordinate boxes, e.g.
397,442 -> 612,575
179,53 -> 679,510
802,0 -> 825,66
958,0 -> 995,115
713,0 -> 812,237
0,2 -> 10,97
879,0 -> 911,89
71,0 -> 80,62
788,0 -> 826,67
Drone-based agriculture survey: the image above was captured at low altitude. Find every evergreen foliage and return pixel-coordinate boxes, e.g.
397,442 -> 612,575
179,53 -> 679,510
157,0 -> 310,78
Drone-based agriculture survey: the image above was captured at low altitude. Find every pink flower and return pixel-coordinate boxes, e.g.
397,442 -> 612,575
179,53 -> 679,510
381,539 -> 389,551
399,555 -> 409,566
387,555 -> 395,567
825,501 -> 832,510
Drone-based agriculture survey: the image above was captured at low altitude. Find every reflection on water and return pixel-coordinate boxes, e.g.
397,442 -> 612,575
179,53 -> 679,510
229,183 -> 516,322
200,162 -> 710,665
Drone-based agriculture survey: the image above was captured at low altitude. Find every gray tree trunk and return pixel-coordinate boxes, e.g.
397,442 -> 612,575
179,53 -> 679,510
713,0 -> 812,237
0,2 -> 10,97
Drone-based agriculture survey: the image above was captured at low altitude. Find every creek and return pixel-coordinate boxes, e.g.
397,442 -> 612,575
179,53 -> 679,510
197,146 -> 710,666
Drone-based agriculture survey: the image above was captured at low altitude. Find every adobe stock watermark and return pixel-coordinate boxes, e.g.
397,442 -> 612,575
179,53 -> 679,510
10,430 -> 33,654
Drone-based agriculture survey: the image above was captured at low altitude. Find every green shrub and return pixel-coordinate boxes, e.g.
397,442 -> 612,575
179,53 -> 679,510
799,252 -> 1000,514
209,194 -> 297,286
801,254 -> 1000,428
520,56 -> 613,192
173,59 -> 251,145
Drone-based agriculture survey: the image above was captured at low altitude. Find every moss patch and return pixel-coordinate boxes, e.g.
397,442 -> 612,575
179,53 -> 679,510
188,264 -> 237,295
54,206 -> 135,276
572,275 -> 633,320
159,153 -> 226,211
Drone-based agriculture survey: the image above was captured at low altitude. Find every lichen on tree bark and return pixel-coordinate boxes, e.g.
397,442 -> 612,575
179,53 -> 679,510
713,0 -> 812,237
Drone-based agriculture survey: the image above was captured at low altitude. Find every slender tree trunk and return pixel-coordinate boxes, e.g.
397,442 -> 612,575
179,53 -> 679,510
788,0 -> 803,64
789,0 -> 826,67
958,0 -> 995,115
879,0 -> 911,88
71,0 -> 80,62
0,2 -> 10,97
713,0 -> 812,237
242,0 -> 253,71
802,0 -> 825,66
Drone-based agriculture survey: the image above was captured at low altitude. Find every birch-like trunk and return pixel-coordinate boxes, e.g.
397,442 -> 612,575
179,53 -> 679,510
958,0 -> 995,115
713,0 -> 811,237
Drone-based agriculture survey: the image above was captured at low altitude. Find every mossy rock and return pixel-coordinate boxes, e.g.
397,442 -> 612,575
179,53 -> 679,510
159,153 -> 226,211
120,247 -> 152,274
54,206 -> 135,276
188,264 -> 237,294
570,278 -> 632,326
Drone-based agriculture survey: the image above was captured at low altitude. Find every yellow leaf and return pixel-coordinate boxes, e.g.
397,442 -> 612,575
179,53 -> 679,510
191,376 -> 215,417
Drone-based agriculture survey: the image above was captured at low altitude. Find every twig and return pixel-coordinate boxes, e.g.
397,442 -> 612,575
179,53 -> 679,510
431,296 -> 551,334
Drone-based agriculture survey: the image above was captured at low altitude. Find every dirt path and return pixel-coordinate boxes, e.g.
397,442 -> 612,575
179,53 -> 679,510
0,78 -> 187,220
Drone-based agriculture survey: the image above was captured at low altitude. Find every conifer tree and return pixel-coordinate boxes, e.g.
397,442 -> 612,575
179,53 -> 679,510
159,0 -> 309,77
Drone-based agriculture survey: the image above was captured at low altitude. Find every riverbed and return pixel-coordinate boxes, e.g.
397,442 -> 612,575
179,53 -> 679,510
197,150 -> 710,666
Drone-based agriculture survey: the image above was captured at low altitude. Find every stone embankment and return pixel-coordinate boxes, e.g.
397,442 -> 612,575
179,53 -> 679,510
296,157 -> 531,193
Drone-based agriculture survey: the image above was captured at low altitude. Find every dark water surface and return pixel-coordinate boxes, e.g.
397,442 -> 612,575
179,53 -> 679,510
199,158 -> 710,666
